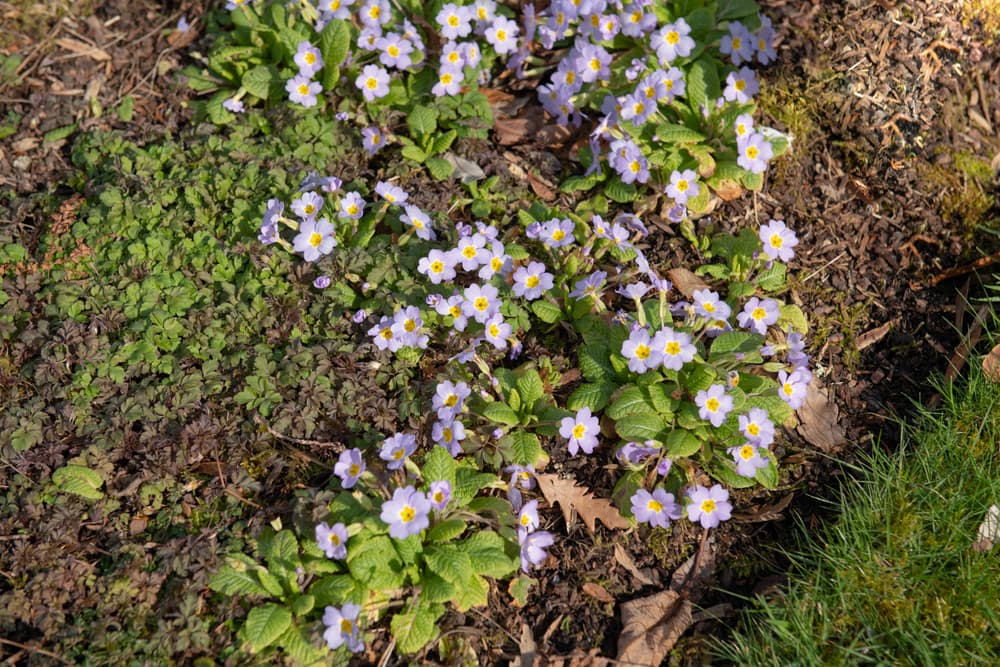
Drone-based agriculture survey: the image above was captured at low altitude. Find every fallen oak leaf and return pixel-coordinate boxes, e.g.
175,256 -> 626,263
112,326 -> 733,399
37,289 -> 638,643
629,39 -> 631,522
535,473 -> 630,534
616,590 -> 693,667
666,267 -> 711,298
982,343 -> 1000,382
795,380 -> 846,453
582,582 -> 615,604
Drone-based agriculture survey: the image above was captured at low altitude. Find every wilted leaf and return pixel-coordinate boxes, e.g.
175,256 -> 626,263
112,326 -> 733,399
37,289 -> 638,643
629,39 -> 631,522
613,544 -> 660,587
667,267 -> 710,298
519,622 -> 537,667
973,504 -> 1000,552
854,320 -> 894,351
983,343 -> 1000,382
535,474 -> 630,534
616,590 -> 693,667
582,582 -> 615,603
795,380 -> 846,453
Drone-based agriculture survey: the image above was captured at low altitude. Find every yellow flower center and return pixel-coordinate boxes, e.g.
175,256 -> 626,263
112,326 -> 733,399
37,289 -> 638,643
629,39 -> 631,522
526,275 -> 540,288
329,533 -> 340,545
399,505 -> 415,522
340,619 -> 353,634
572,424 -> 586,439
369,6 -> 380,18
349,464 -> 360,476
372,134 -> 382,144
430,260 -> 444,273
630,11 -> 641,23
380,328 -> 393,339
434,490 -> 446,503
448,15 -> 459,27
633,101 -> 645,115
667,30 -> 679,44
732,37 -> 742,50
444,394 -> 458,407
629,160 -> 641,173
752,307 -> 766,321
463,246 -> 478,259
441,72 -> 453,84
474,297 -> 488,311
448,52 -> 460,63
403,319 -> 416,333
635,344 -> 650,360
770,234 -> 783,248
665,341 -> 681,356
489,324 -> 500,337
449,305 -> 462,318
393,448 -> 405,459
740,445 -> 755,460
309,232 -> 323,247
589,58 -> 600,72
677,180 -> 688,191
737,123 -> 747,136
442,428 -> 453,442
388,44 -> 400,57
520,514 -> 531,526
347,203 -> 359,215
298,84 -> 310,95
478,7 -> 487,19
700,499 -> 716,513
366,77 -> 378,89
491,257 -> 502,270
706,397 -> 720,412
735,79 -> 746,92
496,29 -> 507,40
665,79 -> 674,90
305,52 -> 316,65
552,229 -> 565,241
702,301 -> 716,313
647,499 -> 663,513
783,383 -> 794,397
747,423 -> 760,436
746,145 -> 759,159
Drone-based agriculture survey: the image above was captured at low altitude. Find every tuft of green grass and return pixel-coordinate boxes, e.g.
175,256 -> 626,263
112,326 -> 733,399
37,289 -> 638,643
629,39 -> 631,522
716,347 -> 1000,666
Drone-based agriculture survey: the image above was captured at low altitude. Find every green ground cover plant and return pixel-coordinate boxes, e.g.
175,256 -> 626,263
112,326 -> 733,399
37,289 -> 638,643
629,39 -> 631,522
716,351 -> 1000,665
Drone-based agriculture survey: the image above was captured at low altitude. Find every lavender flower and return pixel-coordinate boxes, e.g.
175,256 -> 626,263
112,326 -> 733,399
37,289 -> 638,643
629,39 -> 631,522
759,219 -> 798,262
739,408 -> 775,447
685,484 -> 733,529
560,407 -> 600,455
361,126 -> 386,155
695,384 -> 734,428
294,41 -> 324,78
334,448 -> 366,488
729,442 -> 769,477
379,486 -> 431,539
315,521 -> 348,559
737,297 -> 780,335
631,488 -> 682,528
322,603 -> 364,652
428,480 -> 452,511
286,74 -> 322,107
518,529 -> 553,572
380,432 -> 417,470
292,218 -> 337,262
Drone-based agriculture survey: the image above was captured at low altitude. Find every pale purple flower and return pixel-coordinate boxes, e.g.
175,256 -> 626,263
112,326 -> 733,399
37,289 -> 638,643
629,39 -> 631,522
568,270 -> 608,300
380,486 -> 431,539
292,191 -> 323,219
455,234 -> 488,271
418,249 -> 457,284
223,97 -> 245,113
505,463 -> 537,511
512,262 -> 554,300
176,16 -> 191,32
361,126 -> 386,155
631,488 -> 682,528
617,281 -> 651,302
653,327 -> 696,371
391,306 -> 428,349
313,275 -> 331,289
619,91 -> 654,127
433,380 -> 471,421
485,16 -> 519,54
737,297 -> 780,335
401,205 -> 435,241
560,407 -> 600,455
292,218 -> 337,262
368,315 -> 402,351
739,408 -> 775,447
656,457 -> 673,476
665,169 -> 700,206
483,313 -> 512,350
294,41 -> 324,78
428,480 -> 452,511
478,243 -> 511,280
786,329 -> 810,368
462,283 -> 500,323
738,132 -> 774,174
541,218 -> 575,248
355,64 -> 390,101
320,0 -> 354,19
315,521 -> 348,559
334,448 -> 366,488
729,442 -> 769,477
518,499 -> 540,532
286,74 -> 322,107
724,67 -> 760,104
375,33 -> 413,69
695,384 -> 734,427
759,219 -> 798,262
651,18 -> 694,64
380,432 -> 417,470
375,180 -> 408,205
437,3 -> 473,39
436,294 -> 469,331
575,42 -> 611,83
622,328 -> 662,373
359,0 -> 390,26
440,41 -> 465,69
339,192 -> 366,219
685,484 -> 732,529
692,289 -> 732,321
778,368 -> 810,409
720,21 -> 754,66
735,113 -> 755,143
618,441 -> 659,464
431,419 -> 465,456
518,528 -> 553,572
322,603 -> 364,652
432,64 -> 463,97
755,15 -> 778,65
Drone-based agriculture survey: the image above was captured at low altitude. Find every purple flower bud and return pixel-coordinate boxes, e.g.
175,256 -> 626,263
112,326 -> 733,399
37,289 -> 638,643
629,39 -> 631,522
313,275 -> 331,289
352,309 -> 367,323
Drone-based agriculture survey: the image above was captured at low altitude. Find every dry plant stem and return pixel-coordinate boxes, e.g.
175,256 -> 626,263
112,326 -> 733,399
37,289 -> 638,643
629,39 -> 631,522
0,637 -> 72,665
257,416 -> 345,451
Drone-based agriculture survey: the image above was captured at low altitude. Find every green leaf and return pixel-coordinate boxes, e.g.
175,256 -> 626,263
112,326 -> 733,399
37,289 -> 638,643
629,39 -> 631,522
717,0 -> 760,21
426,156 -> 454,180
680,362 -> 718,393
242,65 -> 277,100
686,57 -> 720,110
43,123 -> 77,144
516,370 -> 545,408
705,457 -> 758,489
566,382 -> 615,412
408,106 -> 438,137
420,573 -> 456,603
606,385 -> 656,420
452,572 -> 489,611
310,574 -> 362,607
508,575 -> 536,606
453,468 -> 498,507
506,243 -> 530,261
401,144 -> 428,163
647,383 -> 679,415
424,544 -> 474,584
426,519 -> 467,543
742,169 -> 764,191
656,123 -> 706,144
482,401 -> 521,427
604,178 -> 638,203
757,262 -> 787,292
579,343 -> 613,383
392,598 -> 442,654
51,464 -> 104,500
746,393 -> 794,426
778,303 -> 809,334
256,569 -> 285,598
277,623 -> 327,665
423,446 -> 457,487
347,535 -> 405,591
291,594 -> 314,616
318,18 -> 350,88
243,604 -> 291,652
615,413 -> 668,441
560,171 -> 605,193
210,562 -> 270,597
461,531 -> 517,578
709,331 -> 764,360
664,428 -> 702,457
755,450 -> 780,489
504,430 -> 543,466
431,129 -> 457,154
530,299 -> 563,324
466,496 -> 512,516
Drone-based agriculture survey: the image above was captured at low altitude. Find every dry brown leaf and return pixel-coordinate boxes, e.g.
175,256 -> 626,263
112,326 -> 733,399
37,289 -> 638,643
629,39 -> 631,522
519,622 -> 537,667
855,320 -> 894,351
973,504 -> 1000,553
669,538 -> 715,601
731,492 -> 794,523
582,582 -> 615,603
535,473 -> 630,534
616,590 -> 693,667
56,37 -> 111,61
525,170 -> 557,201
712,178 -> 744,201
795,380 -> 846,453
983,343 -> 1000,382
613,544 -> 660,587
666,267 -> 710,298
